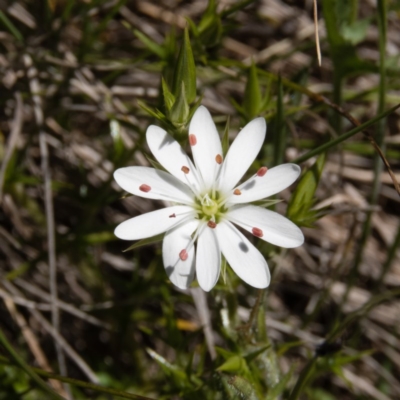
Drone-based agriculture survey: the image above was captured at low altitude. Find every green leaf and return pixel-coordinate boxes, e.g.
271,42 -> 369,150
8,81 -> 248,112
172,28 -> 197,104
123,233 -> 165,252
0,10 -> 23,42
286,153 -> 326,227
322,0 -> 376,78
146,347 -> 193,389
137,100 -> 166,120
132,28 -> 166,58
341,19 -> 370,45
197,0 -> 223,48
243,61 -> 262,120
220,0 -> 258,18
243,344 -> 271,363
84,231 -> 116,244
266,367 -> 294,400
215,346 -> 236,360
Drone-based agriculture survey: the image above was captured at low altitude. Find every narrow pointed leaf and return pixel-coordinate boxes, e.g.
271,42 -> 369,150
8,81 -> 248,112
243,61 -> 262,120
172,28 -> 196,103
133,28 -> 166,58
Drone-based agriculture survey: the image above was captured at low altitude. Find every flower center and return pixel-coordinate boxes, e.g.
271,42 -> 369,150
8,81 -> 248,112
201,194 -> 219,216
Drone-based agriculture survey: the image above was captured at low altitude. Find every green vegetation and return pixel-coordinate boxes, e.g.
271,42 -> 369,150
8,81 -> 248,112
0,0 -> 399,399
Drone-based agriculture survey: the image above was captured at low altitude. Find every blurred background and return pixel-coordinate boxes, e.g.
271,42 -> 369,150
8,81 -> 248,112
0,0 -> 400,399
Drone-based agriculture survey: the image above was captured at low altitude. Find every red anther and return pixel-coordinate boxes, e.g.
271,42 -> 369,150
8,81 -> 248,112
252,227 -> 263,238
215,154 -> 223,164
179,249 -> 188,261
207,220 -> 217,229
181,166 -> 190,174
233,189 -> 241,195
169,213 -> 176,218
189,134 -> 197,146
139,184 -> 151,192
256,166 -> 268,177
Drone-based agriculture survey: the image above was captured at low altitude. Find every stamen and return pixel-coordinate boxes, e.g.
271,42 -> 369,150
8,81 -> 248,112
189,134 -> 197,146
139,184 -> 151,192
256,166 -> 268,177
207,220 -> 217,229
252,227 -> 263,238
233,189 -> 241,195
179,249 -> 188,261
215,154 -> 223,164
181,166 -> 190,174
169,213 -> 176,218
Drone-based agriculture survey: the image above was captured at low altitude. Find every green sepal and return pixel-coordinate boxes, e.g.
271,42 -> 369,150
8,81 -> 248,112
145,155 -> 167,172
172,28 -> 196,104
252,199 -> 283,208
123,233 -> 164,252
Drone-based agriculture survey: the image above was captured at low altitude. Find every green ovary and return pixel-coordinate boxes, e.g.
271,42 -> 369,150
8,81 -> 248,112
202,201 -> 219,216
200,194 -> 219,217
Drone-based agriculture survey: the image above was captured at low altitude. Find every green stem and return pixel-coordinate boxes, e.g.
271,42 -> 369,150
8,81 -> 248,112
0,329 -> 65,400
288,357 -> 318,400
338,0 -> 388,307
293,103 -> 400,164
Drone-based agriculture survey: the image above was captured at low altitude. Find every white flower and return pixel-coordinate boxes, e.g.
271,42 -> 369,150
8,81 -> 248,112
114,106 -> 304,291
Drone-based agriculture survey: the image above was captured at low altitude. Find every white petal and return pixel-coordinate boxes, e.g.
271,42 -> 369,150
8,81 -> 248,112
227,164 -> 301,204
114,206 -> 195,240
146,125 -> 202,193
114,166 -> 194,204
226,205 -> 304,248
196,225 -> 221,291
215,221 -> 270,288
163,219 -> 199,289
217,117 -> 266,194
188,106 -> 223,190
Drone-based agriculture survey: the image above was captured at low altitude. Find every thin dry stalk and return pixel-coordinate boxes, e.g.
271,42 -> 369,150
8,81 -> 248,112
23,53 -> 72,399
2,293 -> 67,397
0,92 -> 23,202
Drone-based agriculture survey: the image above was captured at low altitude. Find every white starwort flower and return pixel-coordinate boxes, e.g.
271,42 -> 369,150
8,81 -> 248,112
114,106 -> 304,291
